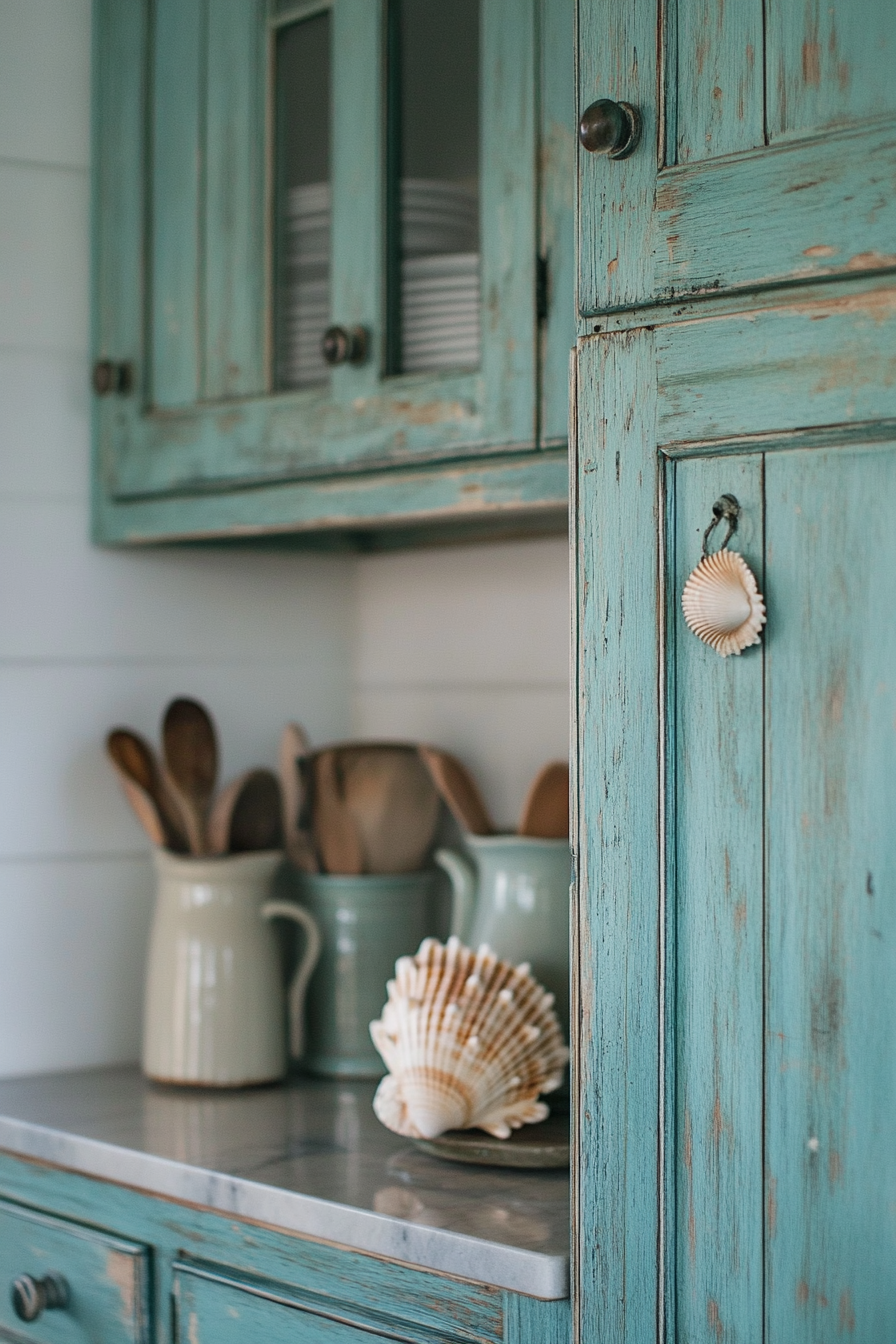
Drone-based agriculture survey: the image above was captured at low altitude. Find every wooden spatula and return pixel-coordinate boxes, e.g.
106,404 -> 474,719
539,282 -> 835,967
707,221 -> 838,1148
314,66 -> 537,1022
340,745 -> 440,873
417,746 -> 496,836
312,749 -> 364,874
106,728 -> 189,852
518,761 -> 569,839
161,697 -> 219,854
278,723 -> 318,871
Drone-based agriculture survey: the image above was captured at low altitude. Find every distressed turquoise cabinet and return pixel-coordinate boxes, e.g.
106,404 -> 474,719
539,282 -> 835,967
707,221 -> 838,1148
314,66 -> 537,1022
0,1156 -> 570,1344
91,0 -> 574,546
573,0 -> 896,1340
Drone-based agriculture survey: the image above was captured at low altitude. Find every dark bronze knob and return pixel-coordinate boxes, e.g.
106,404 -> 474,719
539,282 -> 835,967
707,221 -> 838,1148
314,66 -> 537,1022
11,1272 -> 69,1323
578,99 -> 641,159
92,359 -> 134,396
321,326 -> 368,367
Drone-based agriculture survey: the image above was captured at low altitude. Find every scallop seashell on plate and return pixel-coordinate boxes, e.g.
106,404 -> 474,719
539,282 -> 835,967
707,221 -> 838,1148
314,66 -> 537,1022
681,548 -> 767,657
369,936 -> 569,1141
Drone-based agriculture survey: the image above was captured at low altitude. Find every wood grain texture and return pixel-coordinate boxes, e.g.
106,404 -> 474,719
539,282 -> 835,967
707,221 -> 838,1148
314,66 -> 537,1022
92,448 -> 568,546
655,284 -> 896,447
330,0 -> 384,404
656,118 -> 896,301
504,1291 -> 571,1344
150,0 -> 203,408
0,1197 -> 151,1343
576,0 -> 659,315
670,455 -> 764,1344
573,331 -> 660,1344
204,0 -> 267,400
674,0 -> 764,163
0,1153 -> 506,1344
480,0 -> 537,451
766,0 -> 896,139
764,442 -> 896,1342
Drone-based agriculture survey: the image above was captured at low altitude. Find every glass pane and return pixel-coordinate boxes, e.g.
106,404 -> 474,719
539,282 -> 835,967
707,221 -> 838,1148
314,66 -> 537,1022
274,11 -> 331,391
389,0 -> 480,375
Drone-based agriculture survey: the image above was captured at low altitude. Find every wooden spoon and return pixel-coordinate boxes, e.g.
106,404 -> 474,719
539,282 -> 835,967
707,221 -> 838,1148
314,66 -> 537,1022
279,723 -> 318,872
312,749 -> 364,874
228,770 -> 284,853
340,745 -> 440,873
207,770 -> 252,855
106,728 -> 189,852
162,697 -> 218,855
417,746 -> 496,837
518,761 -> 569,839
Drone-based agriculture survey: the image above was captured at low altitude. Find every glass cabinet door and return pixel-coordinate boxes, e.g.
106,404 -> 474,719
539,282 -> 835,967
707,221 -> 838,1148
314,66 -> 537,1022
91,0 -> 573,537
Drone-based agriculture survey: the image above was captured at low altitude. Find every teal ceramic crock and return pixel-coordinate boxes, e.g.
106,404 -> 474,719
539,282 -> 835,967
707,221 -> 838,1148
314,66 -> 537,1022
294,870 -> 441,1078
436,836 -> 571,1040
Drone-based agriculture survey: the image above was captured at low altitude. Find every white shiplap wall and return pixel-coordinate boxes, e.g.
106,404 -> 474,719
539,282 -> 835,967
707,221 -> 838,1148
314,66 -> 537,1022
0,1 -> 570,1079
0,0 -> 354,1078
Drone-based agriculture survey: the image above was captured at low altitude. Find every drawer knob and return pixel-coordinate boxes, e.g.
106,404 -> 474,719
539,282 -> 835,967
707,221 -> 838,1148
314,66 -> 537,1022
320,326 -> 368,367
578,98 -> 641,159
11,1272 -> 70,1323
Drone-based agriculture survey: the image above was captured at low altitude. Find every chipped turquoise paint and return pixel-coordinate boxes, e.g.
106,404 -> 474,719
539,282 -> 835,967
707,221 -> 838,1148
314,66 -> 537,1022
0,1152 -> 568,1344
90,0 -> 574,545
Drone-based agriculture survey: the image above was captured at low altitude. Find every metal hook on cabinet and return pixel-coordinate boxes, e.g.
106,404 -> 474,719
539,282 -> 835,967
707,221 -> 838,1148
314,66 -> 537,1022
701,494 -> 741,557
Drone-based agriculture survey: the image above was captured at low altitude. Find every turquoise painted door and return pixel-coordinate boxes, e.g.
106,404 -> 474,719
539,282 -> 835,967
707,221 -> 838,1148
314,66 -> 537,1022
577,0 -> 896,315
91,0 -> 574,542
573,0 -> 896,1339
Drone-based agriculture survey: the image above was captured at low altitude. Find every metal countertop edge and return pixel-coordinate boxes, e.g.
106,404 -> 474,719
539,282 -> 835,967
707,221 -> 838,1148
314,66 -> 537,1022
0,1117 -> 569,1300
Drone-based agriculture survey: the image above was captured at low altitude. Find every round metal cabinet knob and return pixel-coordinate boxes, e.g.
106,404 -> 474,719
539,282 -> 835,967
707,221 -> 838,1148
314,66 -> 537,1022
11,1272 -> 70,1323
92,359 -> 134,396
321,326 -> 368,367
578,98 -> 641,159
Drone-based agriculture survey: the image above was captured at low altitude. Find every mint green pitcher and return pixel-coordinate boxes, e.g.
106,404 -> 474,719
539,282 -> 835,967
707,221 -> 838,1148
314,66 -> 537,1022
435,836 -> 571,1040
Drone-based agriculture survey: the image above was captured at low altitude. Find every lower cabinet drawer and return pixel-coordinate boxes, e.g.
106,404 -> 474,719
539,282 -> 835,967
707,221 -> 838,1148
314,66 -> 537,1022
174,1263 -> 448,1344
0,1198 -> 150,1344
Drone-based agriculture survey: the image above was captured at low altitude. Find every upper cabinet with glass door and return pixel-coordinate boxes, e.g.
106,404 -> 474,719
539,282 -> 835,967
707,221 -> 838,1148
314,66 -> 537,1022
91,0 -> 574,545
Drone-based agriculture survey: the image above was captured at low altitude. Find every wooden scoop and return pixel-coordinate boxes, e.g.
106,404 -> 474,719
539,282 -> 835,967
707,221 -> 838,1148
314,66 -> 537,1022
518,760 -> 569,839
228,770 -> 283,853
162,697 -> 219,854
278,723 -> 318,872
106,729 -> 188,851
339,745 -> 440,873
312,749 -> 364,874
417,746 -> 496,837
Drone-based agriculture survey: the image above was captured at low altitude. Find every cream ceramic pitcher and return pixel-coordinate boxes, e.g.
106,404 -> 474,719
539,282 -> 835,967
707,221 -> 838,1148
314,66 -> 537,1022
143,850 -> 321,1087
435,836 -> 571,1039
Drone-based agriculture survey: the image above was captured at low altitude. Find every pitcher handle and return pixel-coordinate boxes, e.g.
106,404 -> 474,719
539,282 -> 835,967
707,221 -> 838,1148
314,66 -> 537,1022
262,901 -> 322,1060
435,848 -> 477,942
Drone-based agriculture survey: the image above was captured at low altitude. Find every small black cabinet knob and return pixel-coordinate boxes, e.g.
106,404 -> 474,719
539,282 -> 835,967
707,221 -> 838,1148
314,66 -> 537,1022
578,99 -> 641,159
11,1272 -> 70,1323
321,326 -> 368,367
92,359 -> 134,396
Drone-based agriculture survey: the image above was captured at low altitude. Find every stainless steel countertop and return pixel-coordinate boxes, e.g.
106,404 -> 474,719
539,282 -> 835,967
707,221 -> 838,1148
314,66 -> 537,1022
0,1067 -> 568,1299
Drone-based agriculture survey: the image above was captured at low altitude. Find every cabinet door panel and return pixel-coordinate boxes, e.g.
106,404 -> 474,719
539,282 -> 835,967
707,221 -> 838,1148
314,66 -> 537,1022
578,0 -> 896,315
670,454 -> 765,1344
574,300 -> 896,1342
765,443 -> 896,1342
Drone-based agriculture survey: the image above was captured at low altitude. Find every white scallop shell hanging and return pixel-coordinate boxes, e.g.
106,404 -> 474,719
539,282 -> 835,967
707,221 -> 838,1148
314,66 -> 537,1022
369,936 -> 569,1141
681,547 -> 766,657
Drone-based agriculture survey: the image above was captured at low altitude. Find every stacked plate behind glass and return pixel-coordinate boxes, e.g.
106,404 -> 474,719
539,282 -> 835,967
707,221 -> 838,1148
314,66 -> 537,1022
400,179 -> 479,373
282,179 -> 479,388
282,182 -> 331,389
